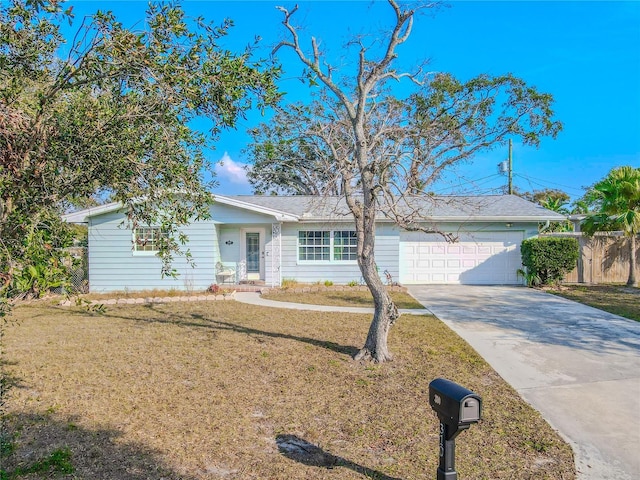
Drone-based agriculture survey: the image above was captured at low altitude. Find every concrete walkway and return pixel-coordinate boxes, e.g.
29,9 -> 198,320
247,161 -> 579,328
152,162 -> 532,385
233,291 -> 431,316
235,286 -> 640,479
407,285 -> 640,480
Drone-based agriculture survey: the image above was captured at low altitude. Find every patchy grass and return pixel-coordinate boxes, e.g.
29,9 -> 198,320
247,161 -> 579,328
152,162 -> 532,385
75,288 -> 234,302
2,301 -> 575,479
2,447 -> 73,479
262,290 -> 425,310
550,284 -> 640,322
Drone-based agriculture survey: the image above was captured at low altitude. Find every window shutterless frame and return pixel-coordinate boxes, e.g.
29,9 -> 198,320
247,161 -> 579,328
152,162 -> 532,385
132,226 -> 164,255
297,230 -> 358,263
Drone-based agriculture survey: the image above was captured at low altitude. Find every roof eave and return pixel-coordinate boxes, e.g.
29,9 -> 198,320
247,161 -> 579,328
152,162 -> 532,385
62,202 -> 122,223
428,215 -> 567,222
211,195 -> 300,222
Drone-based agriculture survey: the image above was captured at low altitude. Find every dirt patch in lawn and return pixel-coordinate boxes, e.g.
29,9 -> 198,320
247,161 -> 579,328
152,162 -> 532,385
2,300 -> 574,479
550,284 -> 640,322
262,290 -> 425,310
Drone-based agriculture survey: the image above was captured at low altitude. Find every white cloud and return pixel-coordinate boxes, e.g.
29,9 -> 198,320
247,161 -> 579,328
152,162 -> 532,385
215,152 -> 251,194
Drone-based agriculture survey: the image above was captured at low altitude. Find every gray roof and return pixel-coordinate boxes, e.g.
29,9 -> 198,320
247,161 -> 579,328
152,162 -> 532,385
64,194 -> 565,223
221,194 -> 566,222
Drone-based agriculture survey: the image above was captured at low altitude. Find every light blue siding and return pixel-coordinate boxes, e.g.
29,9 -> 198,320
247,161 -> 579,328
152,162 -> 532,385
278,222 -> 398,285
88,203 -> 279,293
88,210 -> 217,293
209,203 -> 277,224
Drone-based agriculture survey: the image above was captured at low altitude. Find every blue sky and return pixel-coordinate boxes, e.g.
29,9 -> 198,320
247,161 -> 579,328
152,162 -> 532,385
64,1 -> 640,203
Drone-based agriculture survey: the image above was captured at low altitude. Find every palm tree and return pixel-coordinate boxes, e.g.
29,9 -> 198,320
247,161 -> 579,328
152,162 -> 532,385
540,196 -> 572,232
581,166 -> 640,287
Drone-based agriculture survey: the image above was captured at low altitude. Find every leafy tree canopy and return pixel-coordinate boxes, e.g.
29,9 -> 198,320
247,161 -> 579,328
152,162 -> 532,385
248,0 -> 562,362
581,166 -> 640,236
0,0 -> 280,304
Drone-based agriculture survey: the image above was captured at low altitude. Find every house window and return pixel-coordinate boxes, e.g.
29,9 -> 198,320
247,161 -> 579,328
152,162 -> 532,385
298,230 -> 357,262
298,231 -> 330,261
133,227 -> 164,253
333,230 -> 358,261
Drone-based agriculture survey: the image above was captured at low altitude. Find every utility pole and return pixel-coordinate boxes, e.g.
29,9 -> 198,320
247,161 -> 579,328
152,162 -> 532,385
508,138 -> 513,195
497,139 -> 514,195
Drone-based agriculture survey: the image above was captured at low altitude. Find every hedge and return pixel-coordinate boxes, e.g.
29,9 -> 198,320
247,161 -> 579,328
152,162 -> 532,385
520,237 -> 579,286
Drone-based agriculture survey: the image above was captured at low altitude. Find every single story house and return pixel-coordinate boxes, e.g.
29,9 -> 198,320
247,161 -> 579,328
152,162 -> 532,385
63,194 -> 565,293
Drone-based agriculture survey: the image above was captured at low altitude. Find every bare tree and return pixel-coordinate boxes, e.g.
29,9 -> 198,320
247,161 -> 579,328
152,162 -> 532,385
266,0 -> 561,362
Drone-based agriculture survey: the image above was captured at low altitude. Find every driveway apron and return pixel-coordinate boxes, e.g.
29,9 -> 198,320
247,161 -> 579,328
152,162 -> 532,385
407,285 -> 640,480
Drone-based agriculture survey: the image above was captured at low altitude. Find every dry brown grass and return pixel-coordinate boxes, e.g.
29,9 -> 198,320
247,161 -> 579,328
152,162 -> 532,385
262,290 -> 425,309
2,300 -> 575,479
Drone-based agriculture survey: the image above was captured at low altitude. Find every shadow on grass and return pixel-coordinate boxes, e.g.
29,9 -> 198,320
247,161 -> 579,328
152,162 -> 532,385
90,304 -> 361,358
1,413 -> 197,480
276,434 -> 403,480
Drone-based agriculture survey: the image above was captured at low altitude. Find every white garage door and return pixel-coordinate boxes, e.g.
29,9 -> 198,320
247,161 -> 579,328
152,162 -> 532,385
399,231 -> 524,285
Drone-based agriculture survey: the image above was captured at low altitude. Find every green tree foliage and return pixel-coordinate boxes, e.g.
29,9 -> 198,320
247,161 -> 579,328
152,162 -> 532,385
520,237 -> 579,286
515,188 -> 572,232
0,0 -> 280,305
581,166 -> 640,286
251,1 -> 561,362
521,188 -> 570,206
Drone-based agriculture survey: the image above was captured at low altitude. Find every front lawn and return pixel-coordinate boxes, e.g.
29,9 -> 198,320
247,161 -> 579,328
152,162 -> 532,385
2,300 -> 574,479
550,284 -> 640,322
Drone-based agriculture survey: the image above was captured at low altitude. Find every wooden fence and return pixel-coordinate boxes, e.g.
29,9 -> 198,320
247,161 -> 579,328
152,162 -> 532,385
542,233 -> 639,284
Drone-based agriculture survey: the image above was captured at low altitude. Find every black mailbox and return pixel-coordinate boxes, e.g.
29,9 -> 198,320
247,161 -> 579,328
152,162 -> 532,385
429,378 -> 482,427
429,378 -> 483,480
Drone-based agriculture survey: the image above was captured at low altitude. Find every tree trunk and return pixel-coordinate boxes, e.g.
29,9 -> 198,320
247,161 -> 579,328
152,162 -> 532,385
354,238 -> 399,363
627,234 -> 637,287
354,280 -> 399,363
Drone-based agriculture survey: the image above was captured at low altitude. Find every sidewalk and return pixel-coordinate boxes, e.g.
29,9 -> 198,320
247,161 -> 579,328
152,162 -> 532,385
233,291 -> 431,316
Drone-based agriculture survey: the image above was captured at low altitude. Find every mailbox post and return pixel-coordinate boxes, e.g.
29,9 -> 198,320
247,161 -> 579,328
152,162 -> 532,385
429,378 -> 482,480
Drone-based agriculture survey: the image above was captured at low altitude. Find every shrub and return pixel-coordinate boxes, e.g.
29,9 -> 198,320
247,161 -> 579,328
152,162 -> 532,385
520,237 -> 579,286
323,280 -> 333,287
207,284 -> 220,294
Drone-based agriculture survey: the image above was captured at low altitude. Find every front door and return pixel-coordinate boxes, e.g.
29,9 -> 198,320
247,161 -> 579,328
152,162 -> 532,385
243,230 -> 264,281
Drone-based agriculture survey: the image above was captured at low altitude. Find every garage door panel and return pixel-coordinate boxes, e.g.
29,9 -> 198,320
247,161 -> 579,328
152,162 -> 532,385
400,230 -> 523,285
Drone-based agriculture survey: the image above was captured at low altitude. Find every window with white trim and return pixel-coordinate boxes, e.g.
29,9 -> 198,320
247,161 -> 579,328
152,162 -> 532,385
298,230 -> 358,262
333,230 -> 358,261
298,231 -> 330,261
133,227 -> 164,253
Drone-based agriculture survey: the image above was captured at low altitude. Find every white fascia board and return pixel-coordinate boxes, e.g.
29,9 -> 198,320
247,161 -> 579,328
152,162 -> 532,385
212,195 -> 299,222
62,202 -> 123,223
419,215 -> 567,222
64,196 -> 301,224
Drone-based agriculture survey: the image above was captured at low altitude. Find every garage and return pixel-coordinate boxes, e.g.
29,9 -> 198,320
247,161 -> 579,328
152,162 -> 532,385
399,230 -> 524,285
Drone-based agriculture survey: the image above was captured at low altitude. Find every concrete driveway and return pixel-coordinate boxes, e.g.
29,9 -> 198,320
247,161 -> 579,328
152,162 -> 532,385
407,285 -> 640,480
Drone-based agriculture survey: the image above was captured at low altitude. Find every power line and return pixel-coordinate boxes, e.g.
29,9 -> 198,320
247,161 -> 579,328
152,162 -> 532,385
431,173 -> 504,194
513,173 -> 585,195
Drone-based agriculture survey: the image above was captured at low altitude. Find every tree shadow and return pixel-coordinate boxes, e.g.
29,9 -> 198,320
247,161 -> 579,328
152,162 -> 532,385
601,235 -> 639,272
1,413 -> 198,480
88,303 -> 360,358
275,434 -> 403,480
